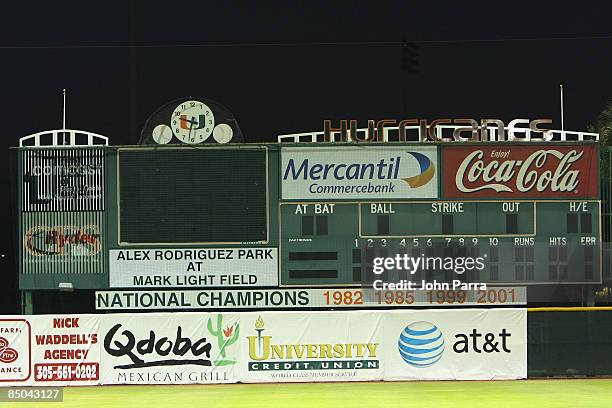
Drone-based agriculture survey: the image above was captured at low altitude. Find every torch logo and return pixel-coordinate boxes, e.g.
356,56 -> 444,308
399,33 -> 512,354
247,316 -> 271,360
254,316 -> 265,355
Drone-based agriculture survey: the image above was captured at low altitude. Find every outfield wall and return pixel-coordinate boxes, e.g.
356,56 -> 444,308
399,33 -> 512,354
0,309 -> 526,386
528,310 -> 612,377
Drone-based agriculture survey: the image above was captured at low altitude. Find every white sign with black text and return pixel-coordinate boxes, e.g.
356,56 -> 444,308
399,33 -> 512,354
95,287 -> 526,311
108,248 -> 278,288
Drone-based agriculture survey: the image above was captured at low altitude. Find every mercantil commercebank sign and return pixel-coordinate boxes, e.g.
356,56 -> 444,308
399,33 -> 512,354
281,146 -> 438,200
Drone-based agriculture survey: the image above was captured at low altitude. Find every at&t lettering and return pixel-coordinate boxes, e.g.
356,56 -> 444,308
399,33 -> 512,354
398,321 -> 513,368
453,329 -> 512,354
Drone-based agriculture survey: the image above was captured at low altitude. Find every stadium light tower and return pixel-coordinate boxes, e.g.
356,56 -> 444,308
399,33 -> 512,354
560,84 -> 565,134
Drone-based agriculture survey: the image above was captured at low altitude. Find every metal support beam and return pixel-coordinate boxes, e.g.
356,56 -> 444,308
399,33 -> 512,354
22,291 -> 33,315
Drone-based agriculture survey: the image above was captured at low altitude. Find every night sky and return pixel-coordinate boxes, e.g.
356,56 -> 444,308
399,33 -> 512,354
1,1 -> 611,312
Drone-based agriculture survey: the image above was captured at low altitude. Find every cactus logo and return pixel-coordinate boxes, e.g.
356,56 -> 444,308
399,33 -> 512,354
398,321 -> 445,368
207,314 -> 240,366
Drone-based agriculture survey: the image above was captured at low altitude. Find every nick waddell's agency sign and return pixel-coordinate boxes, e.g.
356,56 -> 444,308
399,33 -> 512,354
281,146 -> 438,200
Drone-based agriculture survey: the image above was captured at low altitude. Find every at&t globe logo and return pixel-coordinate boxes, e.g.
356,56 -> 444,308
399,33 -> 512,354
398,321 -> 445,367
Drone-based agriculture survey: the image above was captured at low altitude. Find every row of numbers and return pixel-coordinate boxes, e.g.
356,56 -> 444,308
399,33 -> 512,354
322,289 -> 517,306
356,237 -> 497,248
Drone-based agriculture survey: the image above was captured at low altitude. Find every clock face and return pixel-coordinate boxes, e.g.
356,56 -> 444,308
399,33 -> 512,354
171,100 -> 215,144
139,96 -> 244,145
152,124 -> 173,144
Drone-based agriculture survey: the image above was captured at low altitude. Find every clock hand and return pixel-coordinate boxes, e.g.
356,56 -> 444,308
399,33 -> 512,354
180,116 -> 198,125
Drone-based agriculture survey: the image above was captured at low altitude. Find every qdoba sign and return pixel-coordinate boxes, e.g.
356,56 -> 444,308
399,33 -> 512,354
442,144 -> 599,198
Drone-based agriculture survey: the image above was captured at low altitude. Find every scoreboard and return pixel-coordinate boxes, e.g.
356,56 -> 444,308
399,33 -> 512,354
279,143 -> 601,289
16,139 -> 603,310
280,200 -> 601,286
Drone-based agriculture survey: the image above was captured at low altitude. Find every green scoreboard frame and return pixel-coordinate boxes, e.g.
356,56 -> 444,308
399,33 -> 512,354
279,200 -> 601,286
17,142 -> 602,292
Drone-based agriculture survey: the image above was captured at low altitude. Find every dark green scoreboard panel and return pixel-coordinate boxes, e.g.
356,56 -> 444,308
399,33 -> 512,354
118,148 -> 268,244
280,201 -> 601,286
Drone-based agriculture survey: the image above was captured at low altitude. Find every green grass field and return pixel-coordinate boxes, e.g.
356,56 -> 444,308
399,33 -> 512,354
4,379 -> 612,408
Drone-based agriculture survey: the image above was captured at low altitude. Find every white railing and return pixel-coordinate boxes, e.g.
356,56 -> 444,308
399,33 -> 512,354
19,129 -> 109,147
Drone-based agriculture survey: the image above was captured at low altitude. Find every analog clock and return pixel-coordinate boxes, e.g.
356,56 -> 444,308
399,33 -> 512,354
139,97 -> 244,145
171,100 -> 215,144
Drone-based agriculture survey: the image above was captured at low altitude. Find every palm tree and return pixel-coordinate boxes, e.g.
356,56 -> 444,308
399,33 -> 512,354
592,100 -> 612,177
592,101 -> 612,245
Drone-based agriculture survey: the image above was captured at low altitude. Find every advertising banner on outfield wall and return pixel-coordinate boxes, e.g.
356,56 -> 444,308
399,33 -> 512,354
442,144 -> 599,198
281,146 -> 439,200
0,309 -> 526,386
238,312 -> 384,382
0,316 -> 100,386
99,313 -> 239,385
382,308 -> 526,380
108,248 -> 278,288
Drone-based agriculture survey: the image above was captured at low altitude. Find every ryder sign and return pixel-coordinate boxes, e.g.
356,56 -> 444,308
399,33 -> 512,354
443,144 -> 599,198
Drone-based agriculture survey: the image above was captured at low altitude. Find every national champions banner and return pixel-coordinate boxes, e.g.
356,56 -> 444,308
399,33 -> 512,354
0,309 -> 526,386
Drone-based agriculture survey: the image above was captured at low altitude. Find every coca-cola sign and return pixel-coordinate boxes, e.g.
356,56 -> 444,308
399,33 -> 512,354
443,145 -> 599,198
